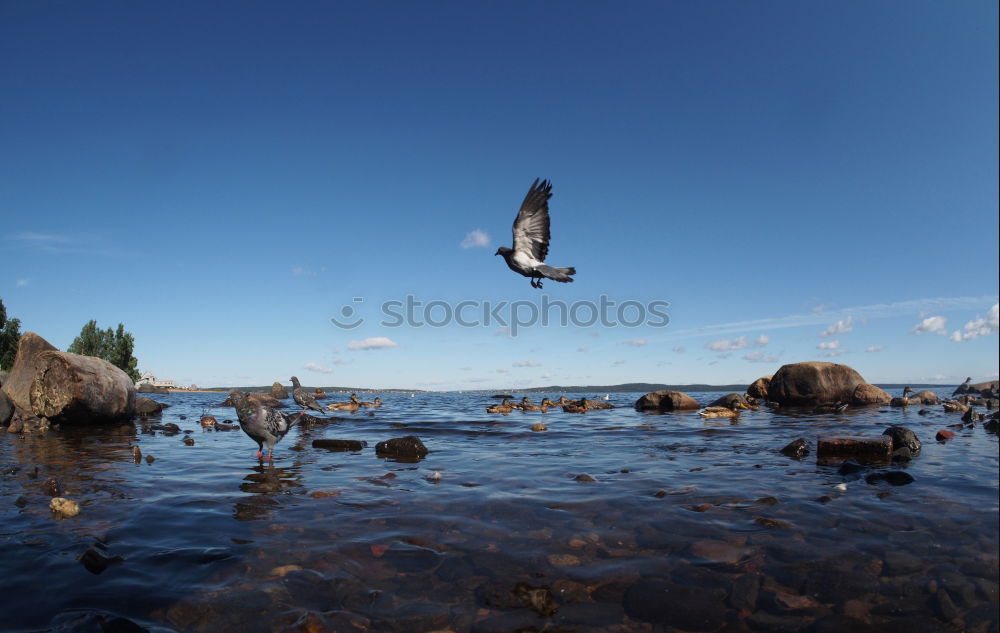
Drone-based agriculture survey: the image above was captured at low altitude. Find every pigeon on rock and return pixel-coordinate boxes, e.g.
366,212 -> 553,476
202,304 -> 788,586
289,376 -> 325,413
229,390 -> 300,460
495,178 -> 576,288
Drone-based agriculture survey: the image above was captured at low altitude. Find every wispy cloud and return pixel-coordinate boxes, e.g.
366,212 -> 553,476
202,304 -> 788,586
817,341 -> 841,350
577,345 -> 589,352
812,303 -> 832,313
346,336 -> 398,350
817,340 -> 846,357
494,327 -> 510,337
950,303 -> 999,342
460,229 -> 491,249
744,351 -> 778,363
753,334 -> 770,347
820,316 -> 853,338
16,278 -> 29,287
613,359 -> 626,365
672,346 -> 685,354
866,345 -> 885,353
667,296 -> 996,341
623,338 -> 647,347
292,266 -> 326,277
7,231 -> 124,257
912,315 -> 947,335
303,362 -> 334,374
706,336 -> 747,352
512,360 -> 541,368
496,368 -> 510,374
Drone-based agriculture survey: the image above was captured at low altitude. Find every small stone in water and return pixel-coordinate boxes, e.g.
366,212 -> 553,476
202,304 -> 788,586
935,429 -> 955,441
42,477 -> 61,497
531,423 -> 547,432
145,454 -> 155,464
270,564 -> 303,577
14,496 -> 27,507
131,446 -> 141,463
547,553 -> 581,567
865,471 -> 915,486
780,437 -> 809,459
573,473 -> 596,483
834,483 -> 848,491
50,497 -> 80,517
200,415 -> 217,427
182,437 -> 195,446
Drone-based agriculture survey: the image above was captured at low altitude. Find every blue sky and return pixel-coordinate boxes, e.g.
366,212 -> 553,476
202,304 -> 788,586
2,1 -> 997,390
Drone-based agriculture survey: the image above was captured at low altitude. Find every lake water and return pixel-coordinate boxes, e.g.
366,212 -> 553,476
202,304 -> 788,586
1,388 -> 997,633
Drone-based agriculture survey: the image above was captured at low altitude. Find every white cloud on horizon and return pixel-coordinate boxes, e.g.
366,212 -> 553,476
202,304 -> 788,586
304,362 -> 334,374
346,336 -> 398,350
912,315 -> 947,335
820,316 -> 853,338
460,229 -> 491,249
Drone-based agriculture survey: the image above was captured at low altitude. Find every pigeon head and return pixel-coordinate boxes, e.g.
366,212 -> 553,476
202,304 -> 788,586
495,247 -> 511,257
289,376 -> 301,388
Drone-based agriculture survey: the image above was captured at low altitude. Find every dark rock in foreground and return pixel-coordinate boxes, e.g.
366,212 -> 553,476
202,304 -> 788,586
375,435 -> 428,459
312,439 -> 365,451
780,437 -> 809,459
635,390 -> 700,412
817,436 -> 891,464
882,425 -> 921,456
865,471 -> 915,486
622,578 -> 728,630
768,361 -> 890,406
0,389 -> 13,427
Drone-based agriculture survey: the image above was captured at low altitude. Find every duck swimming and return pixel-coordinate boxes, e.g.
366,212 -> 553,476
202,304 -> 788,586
358,396 -> 382,408
562,398 -> 588,414
326,393 -> 360,412
698,401 -> 749,419
890,386 -> 914,408
518,397 -> 544,412
487,399 -> 514,414
813,402 -> 849,414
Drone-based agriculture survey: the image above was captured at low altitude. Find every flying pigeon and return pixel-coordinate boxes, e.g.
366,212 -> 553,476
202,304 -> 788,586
289,376 -> 325,413
229,390 -> 301,460
495,178 -> 576,288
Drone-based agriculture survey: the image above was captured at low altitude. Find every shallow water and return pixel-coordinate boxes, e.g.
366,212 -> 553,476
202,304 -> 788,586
1,389 -> 997,633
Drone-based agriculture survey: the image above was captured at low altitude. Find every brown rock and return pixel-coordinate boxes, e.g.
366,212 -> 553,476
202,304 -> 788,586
910,390 -> 940,405
1,332 -> 58,414
747,375 -> 772,400
634,390 -> 701,412
851,382 -> 891,405
935,429 -> 955,441
769,361 -> 886,406
817,436 -> 892,464
26,349 -> 135,424
270,382 -> 289,399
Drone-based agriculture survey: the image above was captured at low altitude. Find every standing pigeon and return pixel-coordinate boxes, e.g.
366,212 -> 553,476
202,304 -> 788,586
495,178 -> 576,288
289,376 -> 324,413
229,390 -> 300,460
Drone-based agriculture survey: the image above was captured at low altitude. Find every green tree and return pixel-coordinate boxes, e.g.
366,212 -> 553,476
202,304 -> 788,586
0,298 -> 23,371
68,320 -> 140,381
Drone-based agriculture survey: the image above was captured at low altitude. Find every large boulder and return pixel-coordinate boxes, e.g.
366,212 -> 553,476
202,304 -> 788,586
910,390 -> 940,405
0,389 -> 13,427
971,380 -> 999,397
746,376 -> 771,400
1,332 -> 58,414
137,383 -> 169,394
709,392 -> 751,408
768,361 -> 888,406
270,382 -> 289,399
635,390 -> 700,412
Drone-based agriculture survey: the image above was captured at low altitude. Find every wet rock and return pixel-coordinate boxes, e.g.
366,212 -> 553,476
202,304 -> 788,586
806,615 -> 881,633
271,381 -> 289,399
746,611 -> 814,633
634,390 -> 701,412
46,611 -> 150,633
930,588 -> 959,621
961,408 -> 984,424
910,390 -> 940,405
747,375 -> 772,400
199,415 -> 216,427
865,471 -> 915,486
690,539 -> 752,564
553,601 -> 625,627
295,413 -> 324,427
837,459 -> 865,475
0,389 -> 13,427
135,397 -> 168,417
50,497 -> 80,517
710,392 -> 752,408
985,418 -> 1000,432
214,422 -> 239,430
131,445 -> 142,463
768,361 -> 888,406
547,553 -> 581,567
470,610 -> 542,633
381,542 -> 441,574
573,473 -> 596,482
780,437 -> 809,459
531,422 -> 547,432
42,476 -> 62,496
14,495 -> 28,507
512,582 -> 557,617
79,547 -> 124,574
882,425 -> 921,454
149,422 -> 180,434
145,454 -> 155,464
1,332 -> 58,413
817,436 -> 891,464
182,437 -> 195,446
312,439 -> 365,451
884,550 -> 925,575
935,429 -> 955,441
622,578 -> 728,630
918,409 -> 930,415
727,573 -> 761,611
374,435 -> 428,459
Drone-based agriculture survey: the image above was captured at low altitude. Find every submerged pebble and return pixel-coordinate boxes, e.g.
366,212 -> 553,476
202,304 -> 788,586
49,497 -> 80,517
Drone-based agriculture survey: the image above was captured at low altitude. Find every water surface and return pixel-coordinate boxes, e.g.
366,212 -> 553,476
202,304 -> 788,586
1,389 -> 997,632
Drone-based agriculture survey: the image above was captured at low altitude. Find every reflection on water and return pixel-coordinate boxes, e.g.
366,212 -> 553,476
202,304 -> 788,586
0,389 -> 997,632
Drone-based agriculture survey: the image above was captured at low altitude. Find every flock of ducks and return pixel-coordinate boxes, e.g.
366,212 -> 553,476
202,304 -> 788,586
325,393 -> 382,412
487,395 -> 616,414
